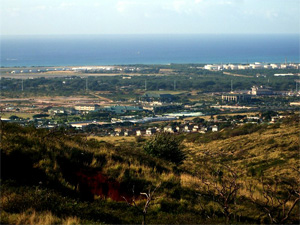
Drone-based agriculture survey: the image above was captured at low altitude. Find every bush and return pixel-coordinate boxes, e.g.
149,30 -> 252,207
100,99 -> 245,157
143,133 -> 186,165
33,114 -> 49,119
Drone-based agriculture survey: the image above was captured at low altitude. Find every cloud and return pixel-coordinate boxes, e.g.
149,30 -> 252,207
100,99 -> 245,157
33,6 -> 47,11
115,1 -> 160,17
59,2 -> 78,8
172,1 -> 188,13
116,1 -> 127,13
144,12 -> 151,18
162,0 -> 194,14
265,10 -> 279,20
116,1 -> 144,13
5,7 -> 21,17
195,0 -> 244,6
93,2 -> 102,7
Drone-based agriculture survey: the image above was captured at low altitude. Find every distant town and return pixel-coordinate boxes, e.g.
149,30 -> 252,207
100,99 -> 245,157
3,61 -> 300,75
203,62 -> 300,71
1,63 -> 299,138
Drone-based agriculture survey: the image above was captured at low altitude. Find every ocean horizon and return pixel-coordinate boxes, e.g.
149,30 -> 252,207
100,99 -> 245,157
1,34 -> 299,67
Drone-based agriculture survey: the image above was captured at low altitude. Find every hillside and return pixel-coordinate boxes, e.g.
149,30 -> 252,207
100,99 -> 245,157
183,120 -> 299,179
1,116 -> 299,224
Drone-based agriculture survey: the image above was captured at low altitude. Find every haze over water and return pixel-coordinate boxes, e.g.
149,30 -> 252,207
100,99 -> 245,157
1,34 -> 299,67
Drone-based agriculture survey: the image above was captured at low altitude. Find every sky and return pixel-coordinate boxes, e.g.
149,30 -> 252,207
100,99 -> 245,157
0,0 -> 299,35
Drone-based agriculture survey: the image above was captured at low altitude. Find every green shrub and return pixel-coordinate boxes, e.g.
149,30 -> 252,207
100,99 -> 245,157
143,133 -> 186,165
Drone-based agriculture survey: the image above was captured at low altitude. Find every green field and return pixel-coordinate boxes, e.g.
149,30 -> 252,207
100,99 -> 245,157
1,112 -> 36,119
145,90 -> 188,95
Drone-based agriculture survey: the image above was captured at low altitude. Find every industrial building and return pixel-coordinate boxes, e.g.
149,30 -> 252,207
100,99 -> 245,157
222,93 -> 252,102
251,86 -> 273,95
140,93 -> 176,102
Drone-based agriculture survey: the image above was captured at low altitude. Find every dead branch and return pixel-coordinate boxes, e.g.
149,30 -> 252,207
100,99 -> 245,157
122,183 -> 160,225
248,173 -> 300,224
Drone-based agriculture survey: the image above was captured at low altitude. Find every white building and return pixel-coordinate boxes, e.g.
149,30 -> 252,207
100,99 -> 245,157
228,64 -> 238,70
249,62 -> 263,69
238,65 -> 249,70
212,125 -> 218,132
74,105 -> 99,112
270,64 -> 280,69
146,128 -> 156,136
184,125 -> 193,132
251,86 -> 273,95
204,64 -> 223,71
280,64 -> 287,69
264,65 -> 272,69
136,130 -> 145,136
274,73 -> 294,76
163,126 -> 176,133
223,65 -> 230,70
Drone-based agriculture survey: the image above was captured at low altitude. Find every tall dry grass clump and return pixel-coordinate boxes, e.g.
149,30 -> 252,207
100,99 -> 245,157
13,209 -> 81,225
15,209 -> 58,225
62,216 -> 81,225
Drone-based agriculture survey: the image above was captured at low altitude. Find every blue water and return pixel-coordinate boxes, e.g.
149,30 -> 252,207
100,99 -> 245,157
0,34 -> 299,67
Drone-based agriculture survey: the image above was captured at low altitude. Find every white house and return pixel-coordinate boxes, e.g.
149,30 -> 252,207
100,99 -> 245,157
146,128 -> 156,136
184,125 -> 193,132
163,126 -> 176,133
136,130 -> 146,136
212,125 -> 219,132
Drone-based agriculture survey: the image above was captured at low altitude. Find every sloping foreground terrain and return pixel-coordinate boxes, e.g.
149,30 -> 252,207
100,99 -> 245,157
1,116 -> 299,224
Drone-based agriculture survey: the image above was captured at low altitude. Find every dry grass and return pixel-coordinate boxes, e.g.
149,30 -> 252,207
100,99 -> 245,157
184,123 -> 299,177
180,122 -> 300,204
15,209 -> 58,225
62,216 -> 81,225
180,173 -> 203,190
3,209 -> 81,225
88,136 -> 136,144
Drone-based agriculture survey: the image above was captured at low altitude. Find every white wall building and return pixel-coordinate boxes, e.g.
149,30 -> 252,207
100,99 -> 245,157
238,65 -> 249,70
249,62 -> 263,69
228,64 -> 238,70
204,64 -> 223,71
270,64 -> 280,69
74,105 -> 98,111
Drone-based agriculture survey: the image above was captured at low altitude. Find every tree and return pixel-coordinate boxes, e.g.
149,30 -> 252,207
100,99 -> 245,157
261,110 -> 278,121
143,133 -> 186,165
9,115 -> 20,120
203,166 -> 241,224
33,114 -> 49,119
248,172 -> 300,224
193,117 -> 205,124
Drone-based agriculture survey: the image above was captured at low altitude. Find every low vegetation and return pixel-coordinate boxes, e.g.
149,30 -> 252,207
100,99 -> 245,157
1,67 -> 298,98
143,133 -> 186,165
1,115 -> 299,224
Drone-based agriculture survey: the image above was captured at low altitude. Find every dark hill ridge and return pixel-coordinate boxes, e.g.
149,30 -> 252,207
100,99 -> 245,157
1,117 -> 299,224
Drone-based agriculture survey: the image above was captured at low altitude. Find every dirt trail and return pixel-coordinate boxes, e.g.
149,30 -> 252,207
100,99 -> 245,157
88,93 -> 113,102
223,72 -> 252,78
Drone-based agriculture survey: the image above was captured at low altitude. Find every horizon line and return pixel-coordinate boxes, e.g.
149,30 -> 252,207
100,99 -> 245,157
1,33 -> 299,37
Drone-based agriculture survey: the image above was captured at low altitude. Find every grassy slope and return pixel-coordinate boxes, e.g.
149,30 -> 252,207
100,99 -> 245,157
1,117 -> 299,224
183,122 -> 299,179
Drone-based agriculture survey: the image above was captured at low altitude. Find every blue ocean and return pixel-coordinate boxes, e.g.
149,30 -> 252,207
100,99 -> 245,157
0,34 -> 299,67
